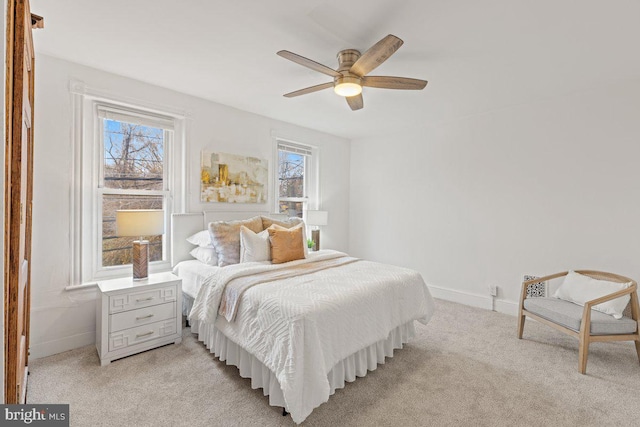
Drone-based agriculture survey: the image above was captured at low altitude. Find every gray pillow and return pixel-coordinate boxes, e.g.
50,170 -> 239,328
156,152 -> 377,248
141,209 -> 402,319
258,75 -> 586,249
261,215 -> 303,230
208,216 -> 263,267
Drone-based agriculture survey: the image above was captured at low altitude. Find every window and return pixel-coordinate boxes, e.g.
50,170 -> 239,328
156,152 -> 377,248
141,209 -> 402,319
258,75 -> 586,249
70,82 -> 185,286
275,139 -> 317,218
99,110 -> 169,268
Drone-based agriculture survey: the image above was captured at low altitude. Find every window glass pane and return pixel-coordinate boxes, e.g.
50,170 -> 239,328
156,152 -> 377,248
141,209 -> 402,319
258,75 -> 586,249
278,201 -> 304,218
103,119 -> 164,190
102,194 -> 163,267
278,151 -> 305,198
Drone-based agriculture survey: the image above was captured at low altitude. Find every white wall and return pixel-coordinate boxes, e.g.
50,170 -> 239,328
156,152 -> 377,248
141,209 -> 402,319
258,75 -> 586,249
30,54 -> 350,358
349,79 -> 640,314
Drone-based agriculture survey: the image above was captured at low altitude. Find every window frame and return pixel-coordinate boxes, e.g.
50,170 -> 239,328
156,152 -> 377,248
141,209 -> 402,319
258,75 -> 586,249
70,81 -> 186,286
97,109 -> 172,273
273,137 -> 320,219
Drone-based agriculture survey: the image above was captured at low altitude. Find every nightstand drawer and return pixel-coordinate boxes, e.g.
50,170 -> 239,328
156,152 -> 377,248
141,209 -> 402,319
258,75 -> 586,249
108,319 -> 178,352
97,273 -> 182,365
110,301 -> 176,333
109,286 -> 177,314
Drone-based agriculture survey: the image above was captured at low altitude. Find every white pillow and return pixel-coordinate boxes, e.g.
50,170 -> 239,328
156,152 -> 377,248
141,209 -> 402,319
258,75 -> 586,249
186,230 -> 213,248
239,226 -> 271,263
553,271 -> 632,319
189,247 -> 218,266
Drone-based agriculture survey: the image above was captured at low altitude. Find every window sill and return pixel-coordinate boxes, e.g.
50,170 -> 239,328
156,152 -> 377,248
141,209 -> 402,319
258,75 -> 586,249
65,266 -> 175,291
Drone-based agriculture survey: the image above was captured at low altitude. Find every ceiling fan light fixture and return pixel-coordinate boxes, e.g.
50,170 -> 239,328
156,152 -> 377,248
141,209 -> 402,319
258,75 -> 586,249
334,76 -> 362,97
278,35 -> 427,110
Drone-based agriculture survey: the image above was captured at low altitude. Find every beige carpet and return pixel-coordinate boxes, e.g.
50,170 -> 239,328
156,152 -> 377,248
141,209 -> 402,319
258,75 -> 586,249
29,299 -> 640,426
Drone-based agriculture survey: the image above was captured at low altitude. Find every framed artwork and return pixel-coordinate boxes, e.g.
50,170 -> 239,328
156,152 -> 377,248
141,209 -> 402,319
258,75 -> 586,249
200,151 -> 268,203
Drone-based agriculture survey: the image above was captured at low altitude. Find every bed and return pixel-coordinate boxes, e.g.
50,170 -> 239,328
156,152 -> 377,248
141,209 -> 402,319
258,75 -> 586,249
171,211 -> 435,423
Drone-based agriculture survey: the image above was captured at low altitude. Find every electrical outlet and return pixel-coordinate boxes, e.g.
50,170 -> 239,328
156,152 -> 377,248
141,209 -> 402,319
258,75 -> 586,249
489,285 -> 498,297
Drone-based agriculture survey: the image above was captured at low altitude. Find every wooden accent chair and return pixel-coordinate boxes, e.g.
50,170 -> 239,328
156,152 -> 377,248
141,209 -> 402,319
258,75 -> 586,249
518,270 -> 640,374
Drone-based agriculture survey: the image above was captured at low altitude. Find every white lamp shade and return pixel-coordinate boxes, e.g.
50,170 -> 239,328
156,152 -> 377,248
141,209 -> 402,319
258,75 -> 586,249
306,210 -> 328,226
116,210 -> 165,237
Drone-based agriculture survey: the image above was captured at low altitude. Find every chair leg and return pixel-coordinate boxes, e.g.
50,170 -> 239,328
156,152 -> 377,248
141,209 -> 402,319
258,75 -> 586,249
578,337 -> 589,374
634,339 -> 640,365
517,314 -> 525,339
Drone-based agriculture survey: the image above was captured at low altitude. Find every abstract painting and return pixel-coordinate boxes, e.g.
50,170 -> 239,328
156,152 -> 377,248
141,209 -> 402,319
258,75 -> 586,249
200,151 -> 268,203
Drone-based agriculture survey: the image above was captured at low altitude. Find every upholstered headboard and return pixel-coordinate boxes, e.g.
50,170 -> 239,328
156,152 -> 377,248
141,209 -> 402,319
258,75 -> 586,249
170,211 -> 287,267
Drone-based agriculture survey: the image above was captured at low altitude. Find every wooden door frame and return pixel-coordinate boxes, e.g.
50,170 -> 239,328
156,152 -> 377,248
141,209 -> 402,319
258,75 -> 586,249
4,0 -> 19,405
4,0 -> 38,404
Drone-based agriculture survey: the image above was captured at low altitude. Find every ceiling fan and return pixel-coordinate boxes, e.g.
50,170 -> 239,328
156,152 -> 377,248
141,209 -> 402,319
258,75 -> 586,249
277,34 -> 427,111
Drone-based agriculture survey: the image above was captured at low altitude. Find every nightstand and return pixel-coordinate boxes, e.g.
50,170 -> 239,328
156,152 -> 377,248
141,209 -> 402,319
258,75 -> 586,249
96,272 -> 182,366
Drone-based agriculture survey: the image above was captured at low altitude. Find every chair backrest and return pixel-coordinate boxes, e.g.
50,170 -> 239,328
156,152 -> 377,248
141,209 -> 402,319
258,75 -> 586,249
574,270 -> 636,285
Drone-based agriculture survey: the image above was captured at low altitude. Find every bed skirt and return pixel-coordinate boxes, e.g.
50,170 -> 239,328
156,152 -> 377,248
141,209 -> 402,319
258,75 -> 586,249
191,313 -> 416,411
183,292 -> 194,316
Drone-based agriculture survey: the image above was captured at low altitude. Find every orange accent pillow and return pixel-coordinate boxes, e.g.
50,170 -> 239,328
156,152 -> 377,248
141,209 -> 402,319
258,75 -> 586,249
267,224 -> 305,264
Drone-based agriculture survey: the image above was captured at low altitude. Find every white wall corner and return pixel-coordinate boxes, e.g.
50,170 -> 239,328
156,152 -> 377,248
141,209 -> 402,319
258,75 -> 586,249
68,78 -> 86,95
29,331 -> 96,360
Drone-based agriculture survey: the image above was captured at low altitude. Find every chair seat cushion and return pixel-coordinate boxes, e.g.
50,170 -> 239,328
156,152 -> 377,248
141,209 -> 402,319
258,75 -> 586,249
524,297 -> 638,335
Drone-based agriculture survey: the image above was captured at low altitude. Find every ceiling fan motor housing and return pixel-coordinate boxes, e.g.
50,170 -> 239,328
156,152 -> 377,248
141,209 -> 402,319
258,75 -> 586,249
334,49 -> 363,95
337,49 -> 361,73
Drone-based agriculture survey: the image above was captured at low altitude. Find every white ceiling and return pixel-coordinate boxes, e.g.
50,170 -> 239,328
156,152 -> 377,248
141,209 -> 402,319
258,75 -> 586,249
31,0 -> 640,140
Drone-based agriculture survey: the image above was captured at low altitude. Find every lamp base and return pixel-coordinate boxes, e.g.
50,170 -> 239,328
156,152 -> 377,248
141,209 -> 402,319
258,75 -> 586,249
311,229 -> 320,251
132,240 -> 149,281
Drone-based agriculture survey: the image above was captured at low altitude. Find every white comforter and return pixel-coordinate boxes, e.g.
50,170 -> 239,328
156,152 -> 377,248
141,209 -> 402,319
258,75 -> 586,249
189,250 -> 435,423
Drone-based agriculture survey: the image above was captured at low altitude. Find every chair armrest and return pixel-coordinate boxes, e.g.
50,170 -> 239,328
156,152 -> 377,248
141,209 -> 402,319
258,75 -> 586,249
578,283 -> 637,336
584,283 -> 637,308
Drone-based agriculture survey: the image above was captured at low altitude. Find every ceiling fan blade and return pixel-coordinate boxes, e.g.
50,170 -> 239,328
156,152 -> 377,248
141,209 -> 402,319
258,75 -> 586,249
362,76 -> 427,90
277,50 -> 341,78
350,34 -> 403,77
283,82 -> 334,98
346,93 -> 363,111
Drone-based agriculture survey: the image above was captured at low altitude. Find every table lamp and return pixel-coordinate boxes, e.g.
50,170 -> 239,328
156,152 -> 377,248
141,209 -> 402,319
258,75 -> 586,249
116,209 -> 164,280
305,210 -> 328,251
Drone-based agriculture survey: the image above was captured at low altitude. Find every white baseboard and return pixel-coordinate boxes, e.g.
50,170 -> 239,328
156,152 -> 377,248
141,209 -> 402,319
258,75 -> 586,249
29,331 -> 96,360
427,285 -> 519,316
495,299 -> 519,316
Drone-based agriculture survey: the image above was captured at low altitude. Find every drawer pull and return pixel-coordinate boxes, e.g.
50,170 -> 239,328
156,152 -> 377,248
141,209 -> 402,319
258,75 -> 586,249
136,331 -> 154,338
136,297 -> 154,302
135,314 -> 154,320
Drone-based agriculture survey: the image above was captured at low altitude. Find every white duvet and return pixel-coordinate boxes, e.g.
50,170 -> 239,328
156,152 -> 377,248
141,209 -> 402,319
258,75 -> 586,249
189,250 -> 435,423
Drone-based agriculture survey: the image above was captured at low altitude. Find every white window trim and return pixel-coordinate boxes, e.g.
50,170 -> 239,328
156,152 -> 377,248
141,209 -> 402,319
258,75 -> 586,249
69,80 -> 187,286
272,135 -> 320,218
